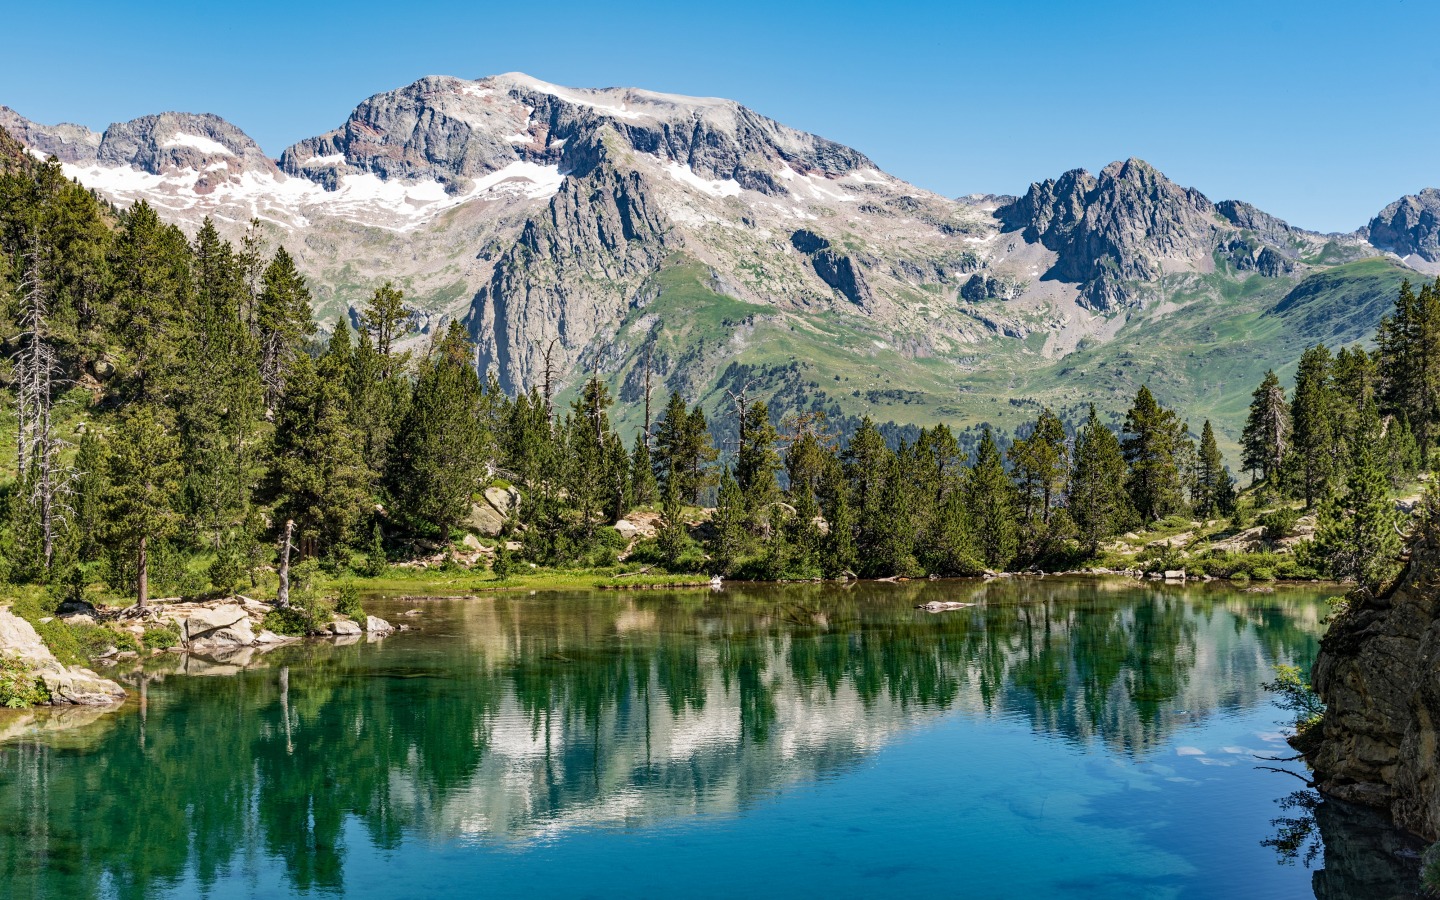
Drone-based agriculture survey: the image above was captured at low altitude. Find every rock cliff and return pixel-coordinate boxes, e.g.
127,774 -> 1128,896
1367,188 -> 1440,266
1307,494 -> 1440,840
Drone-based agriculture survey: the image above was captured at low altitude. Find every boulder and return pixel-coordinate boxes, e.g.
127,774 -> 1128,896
0,608 -> 125,706
1163,570 -> 1186,581
206,618 -> 256,648
364,616 -> 394,634
179,604 -> 248,642
461,533 -> 484,551
465,501 -> 506,537
330,619 -> 363,636
485,486 -> 519,517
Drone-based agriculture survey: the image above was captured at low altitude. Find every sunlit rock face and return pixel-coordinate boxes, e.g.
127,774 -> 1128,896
1309,511 -> 1440,841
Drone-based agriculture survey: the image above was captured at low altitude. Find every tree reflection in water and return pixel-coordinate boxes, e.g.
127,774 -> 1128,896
0,578 -> 1383,899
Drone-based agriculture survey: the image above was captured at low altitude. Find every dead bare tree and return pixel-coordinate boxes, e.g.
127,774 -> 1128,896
535,337 -> 560,424
11,239 -> 73,572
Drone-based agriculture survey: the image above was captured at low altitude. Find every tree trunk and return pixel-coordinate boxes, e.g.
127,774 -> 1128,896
277,520 -> 294,609
137,534 -> 149,610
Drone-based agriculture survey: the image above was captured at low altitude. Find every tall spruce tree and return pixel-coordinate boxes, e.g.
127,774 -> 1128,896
266,354 -> 370,556
1312,406 -> 1402,590
1291,344 -> 1339,508
102,405 -> 182,608
1242,370 -> 1290,486
735,400 -> 780,519
1194,420 -> 1232,518
1068,404 -> 1128,554
255,246 -> 315,411
966,427 -> 1016,570
1377,277 -> 1440,461
1122,386 -> 1184,524
385,321 -> 488,537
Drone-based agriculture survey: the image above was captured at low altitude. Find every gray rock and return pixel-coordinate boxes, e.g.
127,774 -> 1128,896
179,605 -> 249,642
466,501 -> 506,537
0,608 -> 125,706
997,159 -> 1223,311
1367,188 -> 1440,263
1307,525 -> 1440,840
330,620 -> 363,637
364,616 -> 394,634
484,486 -> 519,517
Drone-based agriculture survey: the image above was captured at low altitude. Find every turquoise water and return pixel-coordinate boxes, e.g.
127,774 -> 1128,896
0,579 -> 1425,898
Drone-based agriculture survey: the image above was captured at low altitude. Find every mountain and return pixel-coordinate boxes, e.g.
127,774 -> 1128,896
2,74 -> 1432,449
1366,188 -> 1440,273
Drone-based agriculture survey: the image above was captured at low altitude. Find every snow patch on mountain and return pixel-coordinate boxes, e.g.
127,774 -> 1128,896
161,132 -> 234,156
663,162 -> 742,198
58,158 -> 565,232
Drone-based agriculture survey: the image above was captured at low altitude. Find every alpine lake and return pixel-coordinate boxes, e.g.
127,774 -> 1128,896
0,578 -> 1429,899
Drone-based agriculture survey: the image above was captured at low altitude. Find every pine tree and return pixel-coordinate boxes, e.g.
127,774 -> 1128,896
1377,277 -> 1440,461
1008,408 -> 1068,558
630,430 -> 659,508
1382,414 -> 1421,487
1194,420 -> 1231,518
1242,370 -> 1290,486
255,246 -> 316,410
709,469 -> 747,576
362,281 -> 410,379
102,405 -> 182,608
966,427 -> 1016,570
108,201 -> 192,403
1312,407 -> 1402,590
1122,386 -> 1184,524
1291,344 -> 1339,508
735,400 -> 780,520
385,321 -> 488,537
266,355 -> 370,555
1069,404 -> 1129,554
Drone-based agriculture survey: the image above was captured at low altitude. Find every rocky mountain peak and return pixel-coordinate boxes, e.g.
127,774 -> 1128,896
1367,188 -> 1440,265
279,73 -> 876,198
997,158 -> 1226,310
0,106 -> 276,180
0,106 -> 100,163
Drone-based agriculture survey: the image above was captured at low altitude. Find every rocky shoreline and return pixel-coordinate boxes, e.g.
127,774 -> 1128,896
1303,517 -> 1440,841
1,597 -> 400,709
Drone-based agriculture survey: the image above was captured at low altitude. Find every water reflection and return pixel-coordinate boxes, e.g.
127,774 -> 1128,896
0,579 -> 1355,898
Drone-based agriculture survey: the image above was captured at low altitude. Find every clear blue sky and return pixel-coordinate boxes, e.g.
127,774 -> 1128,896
4,0 -> 1434,232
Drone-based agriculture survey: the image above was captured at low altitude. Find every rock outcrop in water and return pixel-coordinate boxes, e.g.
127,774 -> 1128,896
0,608 -> 125,705
1306,496 -> 1440,840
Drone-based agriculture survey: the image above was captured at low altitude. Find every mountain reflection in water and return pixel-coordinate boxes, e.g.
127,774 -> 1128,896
0,578 -> 1413,899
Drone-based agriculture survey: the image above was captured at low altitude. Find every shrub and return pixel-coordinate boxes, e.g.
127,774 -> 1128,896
491,544 -> 515,580
1423,842 -> 1440,894
1261,508 -> 1301,543
263,606 -> 313,636
364,524 -> 388,578
0,654 -> 49,708
143,623 -> 180,650
335,582 -> 365,622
